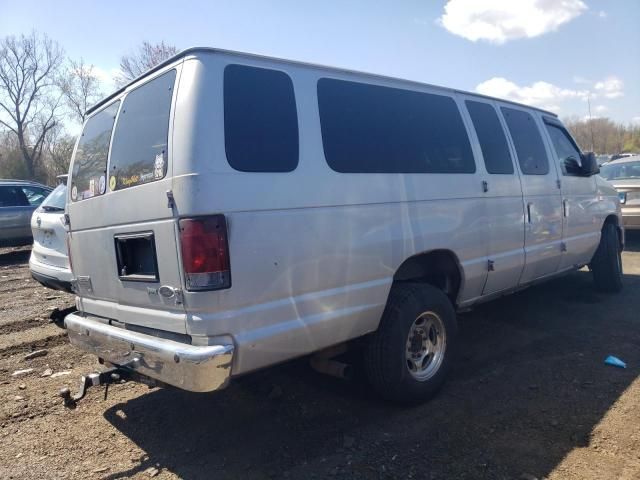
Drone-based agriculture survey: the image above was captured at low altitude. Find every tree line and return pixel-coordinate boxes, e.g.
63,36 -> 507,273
0,32 -> 176,185
563,117 -> 640,156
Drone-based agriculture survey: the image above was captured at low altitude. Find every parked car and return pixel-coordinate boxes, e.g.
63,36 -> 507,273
610,153 -> 639,162
29,177 -> 73,293
0,180 -> 53,247
596,154 -> 612,166
62,48 -> 623,406
600,156 -> 640,231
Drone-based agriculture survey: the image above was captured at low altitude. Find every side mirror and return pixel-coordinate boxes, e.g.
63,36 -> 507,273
579,152 -> 600,176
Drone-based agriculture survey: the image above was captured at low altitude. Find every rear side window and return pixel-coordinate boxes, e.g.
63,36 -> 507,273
501,107 -> 549,175
317,78 -> 475,173
71,101 -> 120,202
0,186 -> 29,207
466,101 -> 514,174
224,64 -> 299,172
109,70 -> 176,190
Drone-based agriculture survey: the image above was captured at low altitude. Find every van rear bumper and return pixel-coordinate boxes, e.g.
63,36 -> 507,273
65,313 -> 234,392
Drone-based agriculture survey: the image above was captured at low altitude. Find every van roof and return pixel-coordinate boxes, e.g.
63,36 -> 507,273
87,47 -> 559,118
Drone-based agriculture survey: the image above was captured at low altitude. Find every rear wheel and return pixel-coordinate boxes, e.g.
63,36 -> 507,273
364,283 -> 457,404
591,223 -> 623,293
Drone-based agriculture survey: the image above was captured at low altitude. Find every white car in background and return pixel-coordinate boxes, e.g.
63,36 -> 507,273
29,178 -> 72,293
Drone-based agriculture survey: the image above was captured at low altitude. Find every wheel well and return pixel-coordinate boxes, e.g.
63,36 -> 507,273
393,250 -> 462,304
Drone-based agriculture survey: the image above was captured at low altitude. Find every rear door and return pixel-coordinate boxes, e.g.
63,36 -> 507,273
68,66 -> 187,334
0,185 -> 33,244
500,105 -> 563,284
461,97 -> 525,295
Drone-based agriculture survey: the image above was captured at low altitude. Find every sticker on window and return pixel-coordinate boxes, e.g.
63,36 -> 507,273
154,153 -> 165,180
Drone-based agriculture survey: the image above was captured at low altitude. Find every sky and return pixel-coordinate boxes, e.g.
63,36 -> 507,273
1,0 -> 639,127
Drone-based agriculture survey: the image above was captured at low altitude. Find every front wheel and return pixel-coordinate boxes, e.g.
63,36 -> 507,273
363,283 -> 457,404
591,223 -> 623,293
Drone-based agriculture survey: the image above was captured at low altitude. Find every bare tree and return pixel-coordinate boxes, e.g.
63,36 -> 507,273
59,58 -> 103,124
44,125 -> 75,183
115,41 -> 178,87
0,32 -> 64,178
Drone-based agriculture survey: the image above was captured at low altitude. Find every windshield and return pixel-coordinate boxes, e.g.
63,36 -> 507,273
40,184 -> 66,211
600,161 -> 640,180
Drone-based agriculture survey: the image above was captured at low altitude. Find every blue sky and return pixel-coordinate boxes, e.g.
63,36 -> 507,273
1,0 -> 638,125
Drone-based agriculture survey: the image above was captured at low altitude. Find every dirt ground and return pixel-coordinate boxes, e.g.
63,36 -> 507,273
0,237 -> 639,480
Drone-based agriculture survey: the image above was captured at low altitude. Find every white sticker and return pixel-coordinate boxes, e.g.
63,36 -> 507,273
99,175 -> 106,195
71,185 -> 78,201
154,153 -> 165,180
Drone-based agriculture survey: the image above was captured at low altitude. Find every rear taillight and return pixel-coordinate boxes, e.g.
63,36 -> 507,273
179,215 -> 231,291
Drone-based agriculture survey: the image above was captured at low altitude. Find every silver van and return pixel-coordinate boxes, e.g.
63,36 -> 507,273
63,48 -> 623,405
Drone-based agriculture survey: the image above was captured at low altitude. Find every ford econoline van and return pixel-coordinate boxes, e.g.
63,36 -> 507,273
62,48 -> 623,405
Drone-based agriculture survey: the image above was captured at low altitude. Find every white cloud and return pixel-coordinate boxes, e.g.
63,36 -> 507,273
92,66 -> 122,94
438,0 -> 587,44
597,10 -> 607,19
631,116 -> 640,125
475,75 -> 624,112
594,76 -> 624,99
475,77 -> 588,111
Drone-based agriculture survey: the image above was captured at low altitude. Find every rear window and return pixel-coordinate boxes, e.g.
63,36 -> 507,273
70,101 -> 120,202
317,78 -> 475,173
466,101 -> 514,174
109,70 -> 176,190
501,107 -> 549,175
40,184 -> 66,211
224,64 -> 299,172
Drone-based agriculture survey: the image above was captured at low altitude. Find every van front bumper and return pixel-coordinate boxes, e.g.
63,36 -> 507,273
65,313 -> 234,392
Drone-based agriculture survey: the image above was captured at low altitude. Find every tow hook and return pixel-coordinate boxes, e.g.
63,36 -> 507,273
59,365 -> 151,409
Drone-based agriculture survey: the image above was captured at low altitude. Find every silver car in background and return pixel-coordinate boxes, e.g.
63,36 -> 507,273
29,179 -> 73,292
600,155 -> 640,230
0,180 -> 52,247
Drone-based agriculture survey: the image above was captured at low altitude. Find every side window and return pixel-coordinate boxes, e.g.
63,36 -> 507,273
317,78 -> 475,173
71,101 -> 120,202
224,64 -> 299,172
465,100 -> 514,174
0,186 -> 29,207
20,186 -> 50,206
110,70 -> 176,190
544,122 -> 583,176
501,107 -> 549,175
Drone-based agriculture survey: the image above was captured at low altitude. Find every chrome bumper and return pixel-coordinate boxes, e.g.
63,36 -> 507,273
65,313 -> 234,392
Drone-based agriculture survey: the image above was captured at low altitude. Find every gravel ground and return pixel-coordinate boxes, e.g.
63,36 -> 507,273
0,238 -> 639,480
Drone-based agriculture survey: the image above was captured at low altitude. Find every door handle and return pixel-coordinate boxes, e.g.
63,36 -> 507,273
482,180 -> 489,193
527,203 -> 532,223
563,199 -> 569,217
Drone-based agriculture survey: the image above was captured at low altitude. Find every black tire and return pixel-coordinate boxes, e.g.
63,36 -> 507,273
591,223 -> 623,293
363,283 -> 457,405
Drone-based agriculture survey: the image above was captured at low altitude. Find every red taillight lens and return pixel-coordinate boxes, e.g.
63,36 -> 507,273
179,215 -> 231,291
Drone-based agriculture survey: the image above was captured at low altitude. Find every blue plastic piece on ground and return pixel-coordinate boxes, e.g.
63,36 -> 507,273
605,355 -> 626,368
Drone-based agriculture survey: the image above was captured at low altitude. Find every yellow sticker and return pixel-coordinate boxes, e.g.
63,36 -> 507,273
109,176 -> 117,191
